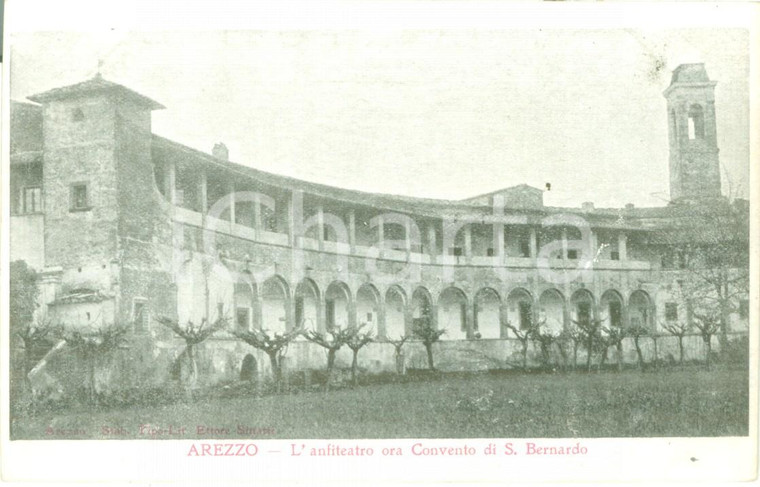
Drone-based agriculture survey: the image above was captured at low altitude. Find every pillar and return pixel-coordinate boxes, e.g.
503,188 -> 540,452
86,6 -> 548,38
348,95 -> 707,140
427,223 -> 437,263
496,223 -> 505,263
618,233 -> 628,260
165,161 -> 176,205
404,217 -> 412,259
377,214 -> 385,257
317,205 -> 325,251
529,227 -> 537,258
228,181 -> 236,224
348,210 -> 356,253
198,170 -> 208,216
464,224 -> 472,258
561,227 -> 568,260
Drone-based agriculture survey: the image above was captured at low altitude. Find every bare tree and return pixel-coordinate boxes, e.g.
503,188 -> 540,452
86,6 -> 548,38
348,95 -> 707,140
413,317 -> 445,371
157,315 -> 227,394
601,326 -> 625,372
662,320 -> 691,365
692,310 -> 721,370
504,320 -> 538,371
530,325 -> 556,370
346,324 -> 374,386
234,326 -> 302,392
305,326 -> 355,389
384,335 -> 410,375
572,317 -> 604,372
625,324 -> 649,370
60,324 -> 129,405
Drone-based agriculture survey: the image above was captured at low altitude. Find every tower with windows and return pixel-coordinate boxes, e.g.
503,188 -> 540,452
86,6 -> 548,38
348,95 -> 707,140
663,63 -> 722,202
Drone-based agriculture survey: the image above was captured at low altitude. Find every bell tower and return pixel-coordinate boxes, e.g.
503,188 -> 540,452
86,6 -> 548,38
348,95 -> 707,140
663,63 -> 722,202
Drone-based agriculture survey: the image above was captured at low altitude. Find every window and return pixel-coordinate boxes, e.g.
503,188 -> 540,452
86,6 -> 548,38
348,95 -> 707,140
323,226 -> 330,241
217,302 -> 225,321
452,247 -> 463,257
326,300 -> 336,330
459,303 -> 467,332
70,183 -> 89,211
21,186 -> 42,214
687,104 -> 705,140
665,302 -> 678,321
72,107 -> 85,122
486,248 -> 494,257
366,312 -> 373,322
576,302 -> 591,328
236,307 -> 250,330
610,251 -> 620,261
295,296 -> 304,327
740,300 -> 749,320
567,249 -> 578,260
133,300 -> 148,332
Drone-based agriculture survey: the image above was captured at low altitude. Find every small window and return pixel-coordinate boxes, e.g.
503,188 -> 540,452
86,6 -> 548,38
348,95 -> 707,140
236,307 -> 250,330
70,183 -> 89,211
665,302 -> 678,321
323,226 -> 330,241
739,300 -> 749,320
452,247 -> 463,257
610,251 -> 620,261
133,300 -> 148,332
217,302 -> 225,321
486,248 -> 494,257
72,108 -> 85,122
687,104 -> 705,140
366,312 -> 373,322
567,249 -> 578,260
21,186 -> 42,214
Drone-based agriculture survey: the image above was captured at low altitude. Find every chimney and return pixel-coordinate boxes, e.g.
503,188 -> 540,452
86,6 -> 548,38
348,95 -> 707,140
581,201 -> 594,211
625,203 -> 635,211
212,142 -> 229,161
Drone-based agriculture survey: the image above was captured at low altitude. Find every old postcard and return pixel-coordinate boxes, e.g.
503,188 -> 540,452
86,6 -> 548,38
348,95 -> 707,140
1,0 -> 757,484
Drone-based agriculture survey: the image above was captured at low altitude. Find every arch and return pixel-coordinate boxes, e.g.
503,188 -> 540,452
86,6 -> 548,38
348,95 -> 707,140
233,276 -> 257,331
687,103 -> 705,139
356,283 -> 381,330
629,290 -> 653,332
506,287 -> 534,334
239,354 -> 258,382
325,280 -> 352,330
474,287 -> 501,339
600,289 -> 624,330
385,285 -> 407,339
295,278 -> 321,332
437,286 -> 468,340
411,287 -> 433,319
570,288 -> 595,329
261,275 -> 290,334
538,288 -> 565,334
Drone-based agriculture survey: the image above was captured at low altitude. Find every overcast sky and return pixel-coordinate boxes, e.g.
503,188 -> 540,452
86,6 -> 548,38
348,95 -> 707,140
10,28 -> 749,208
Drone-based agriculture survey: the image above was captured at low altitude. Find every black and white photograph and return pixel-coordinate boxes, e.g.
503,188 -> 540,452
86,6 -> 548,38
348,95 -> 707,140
1,1 -> 757,484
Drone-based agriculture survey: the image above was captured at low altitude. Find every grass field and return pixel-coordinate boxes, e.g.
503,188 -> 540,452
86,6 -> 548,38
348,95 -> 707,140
11,365 -> 748,440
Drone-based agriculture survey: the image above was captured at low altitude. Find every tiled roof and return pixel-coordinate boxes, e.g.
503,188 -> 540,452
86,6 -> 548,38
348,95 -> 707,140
27,74 -> 164,110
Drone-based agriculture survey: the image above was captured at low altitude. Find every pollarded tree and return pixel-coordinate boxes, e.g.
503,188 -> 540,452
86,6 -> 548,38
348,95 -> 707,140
305,326 -> 355,389
662,320 -> 691,365
572,317 -> 604,372
157,315 -> 227,393
625,323 -> 649,370
234,326 -> 303,392
384,335 -> 410,375
346,324 -> 374,386
60,323 -> 129,405
413,316 -> 445,371
601,326 -> 625,372
529,324 -> 556,370
692,310 -> 721,370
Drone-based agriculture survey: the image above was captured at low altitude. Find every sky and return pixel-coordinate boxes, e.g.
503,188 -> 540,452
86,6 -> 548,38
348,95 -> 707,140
9,28 -> 750,208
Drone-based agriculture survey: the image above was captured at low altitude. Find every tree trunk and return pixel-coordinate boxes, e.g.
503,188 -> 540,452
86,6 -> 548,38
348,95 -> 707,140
425,343 -> 435,371
599,347 -> 608,371
186,345 -> 198,399
585,338 -> 593,372
395,352 -> 405,375
351,349 -> 359,386
678,336 -> 684,364
268,351 -> 281,393
572,342 -> 579,371
87,351 -> 96,405
704,336 -> 712,370
616,342 -> 623,372
633,336 -> 644,371
326,348 -> 337,389
521,342 -> 528,370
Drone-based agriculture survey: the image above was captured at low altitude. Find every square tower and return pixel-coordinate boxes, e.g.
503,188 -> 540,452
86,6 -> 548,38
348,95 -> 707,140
663,64 -> 722,202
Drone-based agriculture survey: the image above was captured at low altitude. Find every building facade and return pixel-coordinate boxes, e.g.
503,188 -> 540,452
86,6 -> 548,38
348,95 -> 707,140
9,64 -> 749,386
